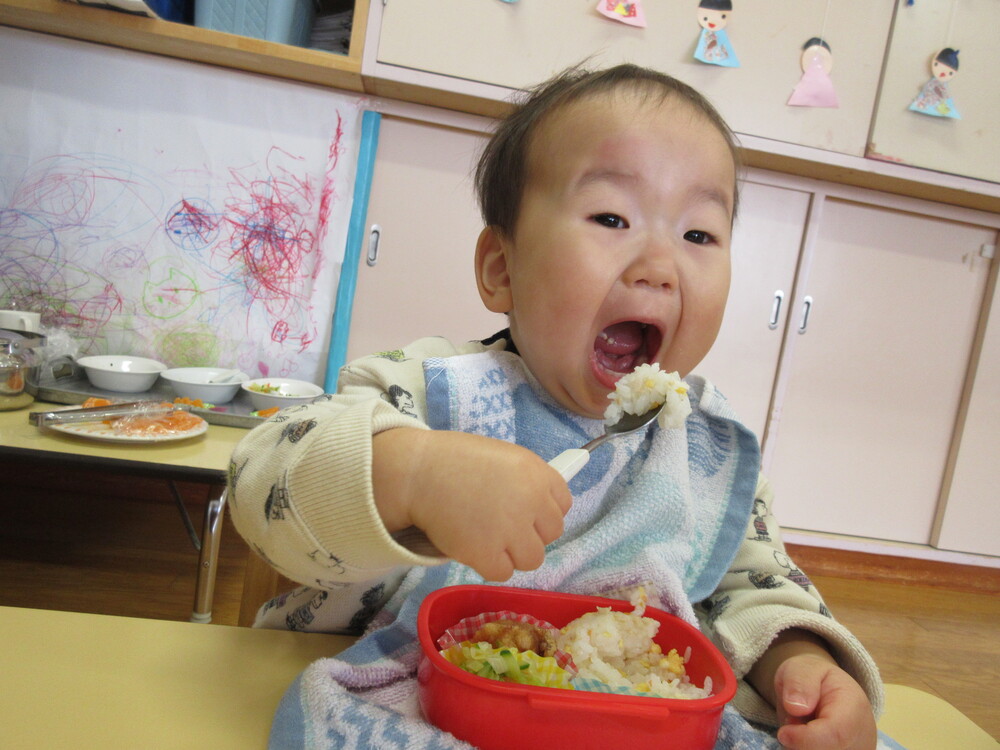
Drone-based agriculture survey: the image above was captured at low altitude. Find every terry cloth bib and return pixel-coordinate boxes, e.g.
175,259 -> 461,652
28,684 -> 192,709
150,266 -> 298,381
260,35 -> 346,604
423,349 -> 760,615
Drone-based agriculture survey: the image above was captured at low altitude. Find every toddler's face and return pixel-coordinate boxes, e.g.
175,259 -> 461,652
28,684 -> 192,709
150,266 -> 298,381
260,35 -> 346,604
496,93 -> 734,419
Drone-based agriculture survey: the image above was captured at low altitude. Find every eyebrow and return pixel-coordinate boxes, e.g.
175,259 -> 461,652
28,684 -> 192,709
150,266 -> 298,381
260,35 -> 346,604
577,169 -> 733,216
574,168 -> 638,191
690,185 -> 734,216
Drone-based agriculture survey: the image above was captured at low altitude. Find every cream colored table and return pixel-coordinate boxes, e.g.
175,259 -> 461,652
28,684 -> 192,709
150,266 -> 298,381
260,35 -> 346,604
1,606 -> 996,750
0,402 -> 247,622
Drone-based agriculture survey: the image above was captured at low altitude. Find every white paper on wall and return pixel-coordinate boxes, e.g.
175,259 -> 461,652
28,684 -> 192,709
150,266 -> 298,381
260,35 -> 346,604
0,27 -> 364,384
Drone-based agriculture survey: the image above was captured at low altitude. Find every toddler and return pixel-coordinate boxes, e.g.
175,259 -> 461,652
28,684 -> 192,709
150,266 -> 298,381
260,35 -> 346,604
229,64 -> 884,750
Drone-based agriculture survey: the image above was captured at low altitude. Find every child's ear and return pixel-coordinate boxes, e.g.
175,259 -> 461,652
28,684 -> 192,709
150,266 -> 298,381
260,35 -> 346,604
475,226 -> 513,314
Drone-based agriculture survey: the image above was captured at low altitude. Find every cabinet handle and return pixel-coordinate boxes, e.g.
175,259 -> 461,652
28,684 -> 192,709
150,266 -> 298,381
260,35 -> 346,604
768,290 -> 784,330
366,224 -> 381,267
797,295 -> 813,334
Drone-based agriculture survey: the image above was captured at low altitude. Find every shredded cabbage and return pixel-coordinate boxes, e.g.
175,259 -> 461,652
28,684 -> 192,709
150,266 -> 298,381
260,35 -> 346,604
441,641 -> 574,689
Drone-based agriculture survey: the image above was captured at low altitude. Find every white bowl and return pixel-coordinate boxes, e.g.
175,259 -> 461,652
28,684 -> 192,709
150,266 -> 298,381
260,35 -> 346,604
161,367 -> 249,404
241,378 -> 324,412
77,355 -> 167,393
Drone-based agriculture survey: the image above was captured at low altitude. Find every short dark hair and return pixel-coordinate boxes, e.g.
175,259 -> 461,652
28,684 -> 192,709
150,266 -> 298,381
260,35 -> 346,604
474,63 -> 742,238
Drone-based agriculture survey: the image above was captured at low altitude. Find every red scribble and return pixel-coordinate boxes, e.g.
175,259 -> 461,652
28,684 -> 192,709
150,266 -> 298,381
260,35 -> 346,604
271,319 -> 290,344
317,112 -> 344,253
223,148 -> 318,310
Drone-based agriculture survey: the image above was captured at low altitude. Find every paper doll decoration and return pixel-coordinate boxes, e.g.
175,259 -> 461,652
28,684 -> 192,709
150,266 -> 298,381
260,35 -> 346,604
909,47 -> 960,119
596,0 -> 647,28
787,38 -> 839,108
694,0 -> 739,67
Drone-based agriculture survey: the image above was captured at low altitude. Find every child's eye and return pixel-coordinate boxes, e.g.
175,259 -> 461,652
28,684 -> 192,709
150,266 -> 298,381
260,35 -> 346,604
684,229 -> 714,245
592,213 -> 629,229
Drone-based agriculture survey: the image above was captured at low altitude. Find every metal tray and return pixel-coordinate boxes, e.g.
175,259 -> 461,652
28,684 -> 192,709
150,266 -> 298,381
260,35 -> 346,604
25,360 -> 264,429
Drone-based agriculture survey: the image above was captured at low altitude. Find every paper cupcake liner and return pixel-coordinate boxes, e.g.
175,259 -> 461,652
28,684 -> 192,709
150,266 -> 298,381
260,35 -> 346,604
437,609 -> 577,673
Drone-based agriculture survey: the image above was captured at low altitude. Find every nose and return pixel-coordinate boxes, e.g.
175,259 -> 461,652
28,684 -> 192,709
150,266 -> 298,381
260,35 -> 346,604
622,235 -> 679,291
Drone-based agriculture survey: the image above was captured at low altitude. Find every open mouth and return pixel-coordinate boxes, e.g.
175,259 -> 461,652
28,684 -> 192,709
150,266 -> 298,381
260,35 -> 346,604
591,321 -> 663,388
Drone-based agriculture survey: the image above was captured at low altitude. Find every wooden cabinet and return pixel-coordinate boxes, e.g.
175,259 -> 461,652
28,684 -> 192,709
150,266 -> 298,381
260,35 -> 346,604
761,194 -> 998,545
368,0 -> 895,159
346,115 -> 505,361
867,0 -> 1000,184
935,257 -> 1000,556
697,176 -> 812,441
0,0 -> 369,93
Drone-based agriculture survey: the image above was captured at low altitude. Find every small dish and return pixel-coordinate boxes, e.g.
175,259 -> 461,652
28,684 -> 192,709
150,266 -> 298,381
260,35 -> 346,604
76,355 -> 167,393
42,405 -> 208,443
241,378 -> 324,411
161,367 -> 249,404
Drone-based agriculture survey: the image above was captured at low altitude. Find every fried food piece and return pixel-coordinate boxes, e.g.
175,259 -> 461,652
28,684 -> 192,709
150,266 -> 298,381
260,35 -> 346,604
472,619 -> 557,657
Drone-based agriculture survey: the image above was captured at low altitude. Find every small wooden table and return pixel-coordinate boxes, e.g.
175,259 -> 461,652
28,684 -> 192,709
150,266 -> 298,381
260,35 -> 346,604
0,402 -> 247,622
0,605 -> 996,750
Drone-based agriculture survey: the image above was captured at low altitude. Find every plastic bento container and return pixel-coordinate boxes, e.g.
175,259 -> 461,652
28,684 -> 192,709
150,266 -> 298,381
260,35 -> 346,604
417,585 -> 737,750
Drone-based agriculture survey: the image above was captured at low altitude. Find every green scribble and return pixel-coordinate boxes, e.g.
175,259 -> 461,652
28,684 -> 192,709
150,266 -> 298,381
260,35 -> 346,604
156,326 -> 220,367
143,267 -> 199,319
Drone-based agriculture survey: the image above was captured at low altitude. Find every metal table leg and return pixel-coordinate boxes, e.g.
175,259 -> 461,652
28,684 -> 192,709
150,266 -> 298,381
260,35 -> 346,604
190,486 -> 227,624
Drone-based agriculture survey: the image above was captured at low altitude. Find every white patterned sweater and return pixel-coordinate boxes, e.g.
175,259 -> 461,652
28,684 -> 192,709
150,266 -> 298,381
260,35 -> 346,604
227,335 -> 883,730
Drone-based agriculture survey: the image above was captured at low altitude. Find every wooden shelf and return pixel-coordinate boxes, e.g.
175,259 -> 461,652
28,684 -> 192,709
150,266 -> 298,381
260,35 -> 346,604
2,0 -> 998,213
0,0 -> 368,93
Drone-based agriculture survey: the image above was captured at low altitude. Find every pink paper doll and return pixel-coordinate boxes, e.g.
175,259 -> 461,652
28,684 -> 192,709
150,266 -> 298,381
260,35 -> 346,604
596,0 -> 647,28
787,37 -> 839,108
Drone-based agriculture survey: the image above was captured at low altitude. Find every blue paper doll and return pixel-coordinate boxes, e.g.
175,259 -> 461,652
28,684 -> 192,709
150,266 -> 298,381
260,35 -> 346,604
694,0 -> 739,68
910,47 -> 960,119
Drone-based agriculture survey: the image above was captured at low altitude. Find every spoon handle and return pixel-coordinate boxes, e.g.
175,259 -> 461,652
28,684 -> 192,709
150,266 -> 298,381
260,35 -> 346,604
548,448 -> 590,481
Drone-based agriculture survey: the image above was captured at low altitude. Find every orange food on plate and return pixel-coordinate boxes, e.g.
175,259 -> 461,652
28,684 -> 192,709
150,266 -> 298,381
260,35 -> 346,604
112,403 -> 206,437
82,397 -> 113,408
254,406 -> 281,418
173,396 -> 206,408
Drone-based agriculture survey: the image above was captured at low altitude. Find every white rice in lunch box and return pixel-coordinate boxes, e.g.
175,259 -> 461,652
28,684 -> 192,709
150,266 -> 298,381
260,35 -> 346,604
557,606 -> 711,700
604,363 -> 691,430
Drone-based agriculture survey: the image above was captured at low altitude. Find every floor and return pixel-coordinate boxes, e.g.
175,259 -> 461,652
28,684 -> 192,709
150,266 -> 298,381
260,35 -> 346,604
2,458 -> 998,740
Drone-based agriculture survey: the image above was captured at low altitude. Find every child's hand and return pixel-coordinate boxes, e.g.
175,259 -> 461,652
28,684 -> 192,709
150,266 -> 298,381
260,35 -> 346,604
772,653 -> 877,750
372,427 -> 573,581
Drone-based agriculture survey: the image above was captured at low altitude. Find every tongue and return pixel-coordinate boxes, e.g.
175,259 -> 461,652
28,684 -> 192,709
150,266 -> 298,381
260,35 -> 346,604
595,322 -> 645,373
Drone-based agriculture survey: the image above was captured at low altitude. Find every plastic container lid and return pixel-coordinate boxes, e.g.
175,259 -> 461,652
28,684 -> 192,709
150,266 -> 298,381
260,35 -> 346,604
417,585 -> 737,750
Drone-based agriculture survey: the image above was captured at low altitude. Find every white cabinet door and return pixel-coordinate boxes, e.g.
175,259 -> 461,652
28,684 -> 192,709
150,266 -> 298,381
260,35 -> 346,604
346,116 -> 504,362
373,0 -> 895,157
696,175 -> 811,442
867,0 -> 1000,183
765,196 -> 994,543
936,250 -> 1000,557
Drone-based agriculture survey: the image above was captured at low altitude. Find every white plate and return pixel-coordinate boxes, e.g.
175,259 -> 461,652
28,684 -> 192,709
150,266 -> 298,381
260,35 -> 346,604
44,407 -> 208,444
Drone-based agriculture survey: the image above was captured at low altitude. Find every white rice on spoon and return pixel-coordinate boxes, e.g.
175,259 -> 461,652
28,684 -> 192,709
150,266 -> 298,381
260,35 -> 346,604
604,362 -> 691,429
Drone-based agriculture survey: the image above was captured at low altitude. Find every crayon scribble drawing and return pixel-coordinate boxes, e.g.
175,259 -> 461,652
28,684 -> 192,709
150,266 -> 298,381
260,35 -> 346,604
0,27 -> 362,384
0,117 -> 356,382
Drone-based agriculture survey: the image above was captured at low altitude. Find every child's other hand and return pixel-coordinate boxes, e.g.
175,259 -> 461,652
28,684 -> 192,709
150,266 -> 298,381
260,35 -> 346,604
773,653 -> 877,750
372,428 -> 572,581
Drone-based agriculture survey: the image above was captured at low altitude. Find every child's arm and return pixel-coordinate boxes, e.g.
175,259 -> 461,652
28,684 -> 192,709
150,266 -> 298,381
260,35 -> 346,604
747,629 -> 877,750
372,426 -> 572,582
696,475 -> 883,746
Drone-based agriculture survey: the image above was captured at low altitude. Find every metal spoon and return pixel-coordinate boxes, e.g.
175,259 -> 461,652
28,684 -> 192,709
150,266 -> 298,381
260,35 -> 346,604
548,403 -> 665,481
207,370 -> 243,384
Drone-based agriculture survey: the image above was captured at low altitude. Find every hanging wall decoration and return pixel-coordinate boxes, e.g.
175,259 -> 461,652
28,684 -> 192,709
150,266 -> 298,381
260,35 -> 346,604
596,0 -> 647,28
909,47 -> 961,118
694,0 -> 739,67
787,38 -> 839,108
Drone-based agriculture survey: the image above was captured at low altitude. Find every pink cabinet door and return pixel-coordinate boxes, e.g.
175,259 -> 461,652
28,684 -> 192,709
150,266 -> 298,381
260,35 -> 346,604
765,196 -> 995,544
